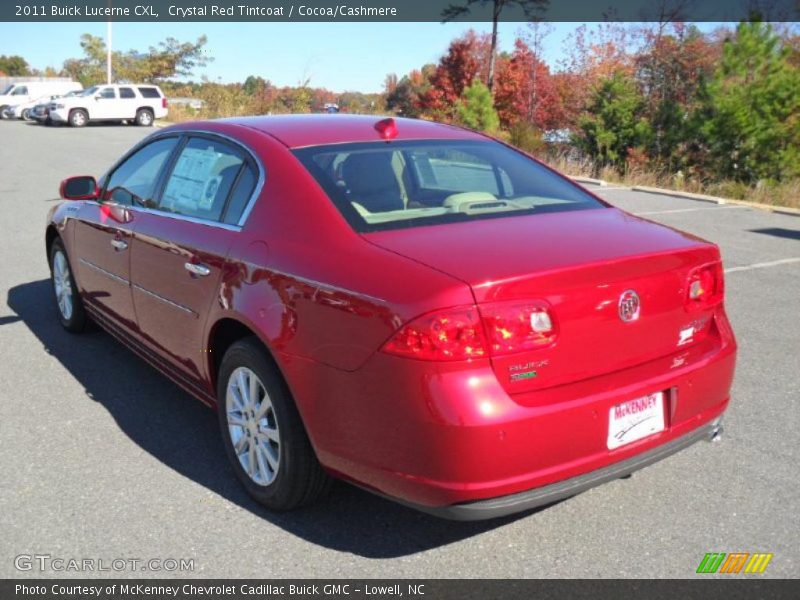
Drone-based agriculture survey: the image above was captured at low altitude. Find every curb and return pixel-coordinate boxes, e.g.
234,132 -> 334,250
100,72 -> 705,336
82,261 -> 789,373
570,176 -> 607,187
569,177 -> 799,216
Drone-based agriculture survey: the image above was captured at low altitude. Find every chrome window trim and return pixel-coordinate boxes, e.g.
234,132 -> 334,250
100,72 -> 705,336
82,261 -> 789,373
127,204 -> 244,231
100,127 -> 266,230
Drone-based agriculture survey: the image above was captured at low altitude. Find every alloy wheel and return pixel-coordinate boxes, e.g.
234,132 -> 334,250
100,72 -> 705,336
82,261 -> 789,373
52,250 -> 73,321
225,366 -> 281,486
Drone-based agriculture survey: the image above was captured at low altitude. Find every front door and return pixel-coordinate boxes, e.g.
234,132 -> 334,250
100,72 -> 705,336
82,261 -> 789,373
92,86 -> 118,119
73,136 -> 180,329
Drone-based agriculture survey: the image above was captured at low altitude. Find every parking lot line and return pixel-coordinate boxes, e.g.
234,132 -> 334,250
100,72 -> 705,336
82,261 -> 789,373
634,206 -> 748,216
724,257 -> 800,274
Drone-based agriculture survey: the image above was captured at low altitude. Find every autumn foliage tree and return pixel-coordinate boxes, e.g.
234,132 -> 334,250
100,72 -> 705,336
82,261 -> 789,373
493,38 -> 562,131
418,31 -> 491,121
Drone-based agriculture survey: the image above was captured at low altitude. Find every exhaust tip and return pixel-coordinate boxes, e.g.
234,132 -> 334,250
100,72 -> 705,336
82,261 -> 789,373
708,419 -> 724,443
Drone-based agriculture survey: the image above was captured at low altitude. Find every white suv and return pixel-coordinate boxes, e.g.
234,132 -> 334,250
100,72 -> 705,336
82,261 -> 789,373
49,84 -> 168,127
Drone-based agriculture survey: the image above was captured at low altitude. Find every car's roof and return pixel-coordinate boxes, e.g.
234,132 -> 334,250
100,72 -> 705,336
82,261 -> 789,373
209,114 -> 487,149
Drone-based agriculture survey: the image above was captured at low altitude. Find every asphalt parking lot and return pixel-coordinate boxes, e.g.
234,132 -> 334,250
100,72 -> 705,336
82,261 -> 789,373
0,120 -> 798,578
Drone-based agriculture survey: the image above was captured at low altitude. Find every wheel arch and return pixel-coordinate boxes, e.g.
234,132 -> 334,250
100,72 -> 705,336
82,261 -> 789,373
206,316 -> 283,394
45,225 -> 60,262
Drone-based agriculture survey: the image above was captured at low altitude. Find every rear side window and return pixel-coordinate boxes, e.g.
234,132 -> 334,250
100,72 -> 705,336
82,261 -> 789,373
160,137 -> 246,222
119,87 -> 135,99
222,164 -> 258,225
104,138 -> 179,207
138,87 -> 161,99
293,140 -> 603,232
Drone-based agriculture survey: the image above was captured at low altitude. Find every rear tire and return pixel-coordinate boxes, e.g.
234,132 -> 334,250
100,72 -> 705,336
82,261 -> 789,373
217,337 -> 331,510
49,238 -> 87,333
69,109 -> 88,127
135,108 -> 154,127
21,109 -> 31,121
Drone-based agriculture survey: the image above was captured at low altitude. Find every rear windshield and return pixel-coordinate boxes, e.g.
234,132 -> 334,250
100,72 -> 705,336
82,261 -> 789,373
293,140 -> 604,232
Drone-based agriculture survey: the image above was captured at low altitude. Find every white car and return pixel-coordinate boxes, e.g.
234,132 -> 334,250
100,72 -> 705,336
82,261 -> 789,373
0,80 -> 82,118
49,84 -> 168,127
6,95 -> 56,120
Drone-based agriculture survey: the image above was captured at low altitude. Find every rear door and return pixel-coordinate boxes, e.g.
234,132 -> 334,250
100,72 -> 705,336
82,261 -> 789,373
73,136 -> 180,328
129,134 -> 259,380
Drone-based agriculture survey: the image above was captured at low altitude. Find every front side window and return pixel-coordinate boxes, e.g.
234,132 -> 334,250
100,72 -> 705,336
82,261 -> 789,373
103,138 -> 179,207
119,87 -> 135,99
80,86 -> 98,97
97,87 -> 116,99
293,140 -> 604,232
159,137 -> 246,222
12,86 -> 28,96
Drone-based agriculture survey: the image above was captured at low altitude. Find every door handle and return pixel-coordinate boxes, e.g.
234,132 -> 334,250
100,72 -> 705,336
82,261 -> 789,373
185,262 -> 211,277
110,239 -> 128,251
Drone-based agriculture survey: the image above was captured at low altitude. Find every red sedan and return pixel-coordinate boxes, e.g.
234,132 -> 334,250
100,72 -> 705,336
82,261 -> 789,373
46,115 -> 736,519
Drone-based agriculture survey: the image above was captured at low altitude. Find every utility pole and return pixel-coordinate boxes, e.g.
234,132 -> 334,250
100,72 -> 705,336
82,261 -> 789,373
106,1 -> 112,84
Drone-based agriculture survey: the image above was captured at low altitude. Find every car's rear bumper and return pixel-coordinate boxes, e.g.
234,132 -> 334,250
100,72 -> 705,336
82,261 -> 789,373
281,309 -> 736,515
399,418 -> 723,520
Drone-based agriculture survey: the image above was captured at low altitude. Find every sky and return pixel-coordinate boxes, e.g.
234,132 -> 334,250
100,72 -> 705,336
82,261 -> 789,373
0,21 -> 721,93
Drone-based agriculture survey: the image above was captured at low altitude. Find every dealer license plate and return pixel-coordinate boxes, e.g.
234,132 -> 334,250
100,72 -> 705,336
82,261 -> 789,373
607,392 -> 665,449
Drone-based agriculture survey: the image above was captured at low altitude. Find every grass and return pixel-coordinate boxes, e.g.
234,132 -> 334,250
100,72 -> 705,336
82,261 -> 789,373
546,154 -> 800,210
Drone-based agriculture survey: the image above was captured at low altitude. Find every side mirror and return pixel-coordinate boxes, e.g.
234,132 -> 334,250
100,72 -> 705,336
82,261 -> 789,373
60,176 -> 99,200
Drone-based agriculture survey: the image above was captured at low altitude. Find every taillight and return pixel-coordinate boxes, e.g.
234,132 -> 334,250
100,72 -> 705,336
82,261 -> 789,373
383,307 -> 487,361
382,301 -> 557,361
479,301 -> 557,354
686,262 -> 724,310
162,97 -> 168,109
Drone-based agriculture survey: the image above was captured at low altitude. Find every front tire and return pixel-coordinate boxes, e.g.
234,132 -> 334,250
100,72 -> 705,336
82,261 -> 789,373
217,338 -> 331,510
135,108 -> 154,126
69,109 -> 88,127
50,238 -> 87,333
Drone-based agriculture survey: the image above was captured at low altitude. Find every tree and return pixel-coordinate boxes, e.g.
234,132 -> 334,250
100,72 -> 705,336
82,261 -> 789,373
493,38 -> 562,130
441,0 -> 547,90
575,71 -> 650,172
62,34 -> 211,86
243,75 -> 267,95
700,21 -> 800,182
634,23 -> 718,169
418,31 -> 489,121
0,55 -> 29,76
385,67 -> 432,117
456,80 -> 500,132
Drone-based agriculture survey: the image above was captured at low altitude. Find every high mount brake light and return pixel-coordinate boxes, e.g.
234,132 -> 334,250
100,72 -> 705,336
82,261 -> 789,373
686,262 -> 724,310
374,117 -> 398,140
383,302 -> 557,361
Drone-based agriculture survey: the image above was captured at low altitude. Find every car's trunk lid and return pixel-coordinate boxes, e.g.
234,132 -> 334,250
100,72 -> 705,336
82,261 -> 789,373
364,208 -> 720,393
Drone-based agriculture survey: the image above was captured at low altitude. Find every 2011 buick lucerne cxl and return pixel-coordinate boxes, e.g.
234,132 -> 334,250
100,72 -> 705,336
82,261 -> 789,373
46,115 -> 736,519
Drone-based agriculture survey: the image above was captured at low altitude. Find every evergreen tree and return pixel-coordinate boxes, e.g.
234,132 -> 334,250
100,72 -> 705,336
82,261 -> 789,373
456,80 -> 500,132
701,22 -> 800,182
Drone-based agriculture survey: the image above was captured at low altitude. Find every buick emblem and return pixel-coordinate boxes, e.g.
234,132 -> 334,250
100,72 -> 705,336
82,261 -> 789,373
618,290 -> 641,322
